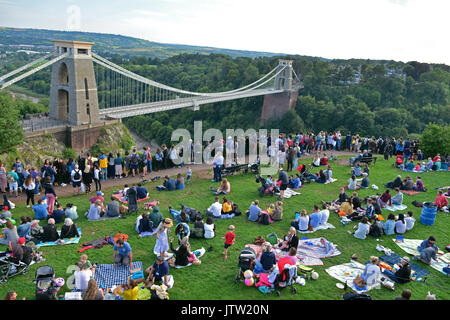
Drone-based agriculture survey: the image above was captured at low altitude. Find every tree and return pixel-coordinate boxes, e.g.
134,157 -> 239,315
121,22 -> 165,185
0,93 -> 25,154
419,124 -> 450,157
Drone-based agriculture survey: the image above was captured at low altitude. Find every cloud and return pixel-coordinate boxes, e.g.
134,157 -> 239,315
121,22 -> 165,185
133,9 -> 167,17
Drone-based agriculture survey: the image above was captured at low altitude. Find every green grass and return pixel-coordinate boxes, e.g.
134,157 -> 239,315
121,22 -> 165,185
1,157 -> 449,300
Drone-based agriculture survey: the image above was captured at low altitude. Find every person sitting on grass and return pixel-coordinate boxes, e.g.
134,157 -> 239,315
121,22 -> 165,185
113,278 -> 138,300
32,198 -> 48,220
363,164 -> 370,176
136,183 -> 148,199
220,197 -> 235,219
0,220 -> 18,245
149,206 -> 163,229
206,197 -> 223,219
169,236 -> 200,267
351,164 -> 362,177
339,198 -> 354,217
308,169 -> 327,184
60,218 -> 79,239
368,216 -> 384,237
349,216 -> 370,240
386,175 -> 402,189
347,175 -> 358,191
136,212 -> 153,237
64,203 -> 78,221
412,176 -> 426,192
320,153 -> 328,166
106,196 -> 120,218
145,256 -> 170,288
361,256 -> 381,286
289,174 -> 301,190
414,236 -> 439,265
309,205 -> 322,230
357,173 -> 370,189
276,227 -> 298,252
204,216 -> 215,239
391,188 -> 403,206
395,213 -> 407,234
214,178 -> 231,195
255,242 -> 277,273
191,215 -> 204,238
319,203 -> 330,225
86,199 -> 105,221
395,289 -> 412,300
378,189 -> 392,208
325,165 -> 333,182
382,256 -> 411,284
175,174 -> 185,191
405,211 -> 415,231
352,192 -> 362,210
271,201 -> 283,221
49,203 -> 65,224
383,213 -> 396,235
434,190 -> 448,210
291,209 -> 309,232
17,216 -> 32,240
401,176 -> 414,191
42,218 -> 59,242
336,187 -> 348,205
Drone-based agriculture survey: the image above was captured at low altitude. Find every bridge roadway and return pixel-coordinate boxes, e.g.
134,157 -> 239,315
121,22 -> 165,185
99,87 -> 285,119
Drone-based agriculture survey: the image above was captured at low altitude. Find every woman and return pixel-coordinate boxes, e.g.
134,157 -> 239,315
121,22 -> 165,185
0,220 -> 19,245
383,214 -> 396,235
17,216 -> 32,240
216,178 -> 231,195
87,199 -> 103,221
169,236 -> 200,267
391,188 -> 403,206
60,218 -> 80,239
0,161 -> 7,193
360,256 -> 381,286
271,201 -> 283,221
278,148 -> 286,169
221,197 -> 235,218
395,213 -> 407,234
153,218 -> 173,258
352,216 -> 370,240
93,164 -> 101,192
311,153 -> 321,167
82,165 -> 92,194
65,203 -> 78,220
169,145 -> 178,168
378,189 -> 392,208
277,227 -> 299,252
174,222 -> 190,242
107,153 -> 115,179
255,242 -> 276,272
348,175 -> 357,191
204,216 -> 215,239
291,209 -> 309,232
123,151 -> 131,177
23,174 -> 35,208
114,153 -> 123,179
42,176 -> 56,214
175,173 -> 185,190
82,279 -> 105,300
351,192 -> 362,210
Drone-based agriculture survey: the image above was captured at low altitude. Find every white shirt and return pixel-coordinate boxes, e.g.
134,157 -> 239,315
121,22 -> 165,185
170,149 -> 177,160
24,182 -> 35,191
214,155 -> 224,166
319,209 -> 330,225
405,216 -> 415,231
208,202 -> 222,217
74,269 -> 92,291
71,169 -> 82,182
94,168 -> 100,180
204,223 -> 215,239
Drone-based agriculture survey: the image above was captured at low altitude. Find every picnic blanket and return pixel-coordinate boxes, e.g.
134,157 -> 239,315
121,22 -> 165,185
402,190 -> 420,196
379,253 -> 430,280
324,178 -> 338,185
282,188 -> 301,199
296,238 -> 341,259
36,228 -> 82,248
392,239 -> 450,275
297,223 -> 336,234
174,247 -> 206,269
325,262 -> 381,293
94,261 -> 143,289
384,204 -> 408,212
112,194 -> 151,204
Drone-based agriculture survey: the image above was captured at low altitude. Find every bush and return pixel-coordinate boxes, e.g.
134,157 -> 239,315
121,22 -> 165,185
419,124 -> 450,158
62,147 -> 77,160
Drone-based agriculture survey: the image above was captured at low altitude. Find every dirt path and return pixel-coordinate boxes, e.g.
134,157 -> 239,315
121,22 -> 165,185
9,150 -> 356,204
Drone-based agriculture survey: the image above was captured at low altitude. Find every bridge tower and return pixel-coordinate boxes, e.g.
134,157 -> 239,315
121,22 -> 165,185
260,59 -> 300,125
49,40 -> 100,126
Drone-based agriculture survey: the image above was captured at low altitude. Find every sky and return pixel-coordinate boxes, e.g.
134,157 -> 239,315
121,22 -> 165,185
0,0 -> 448,64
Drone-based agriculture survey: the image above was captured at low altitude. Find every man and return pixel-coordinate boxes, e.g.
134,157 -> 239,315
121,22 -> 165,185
145,255 -> 170,287
434,190 -> 448,209
277,168 -> 288,201
359,172 -> 370,189
247,200 -> 261,222
113,238 -> 133,269
319,203 -> 330,225
309,205 -> 322,229
32,198 -> 49,220
136,183 -> 148,200
345,132 -> 352,151
415,236 -> 439,265
162,175 -> 176,191
42,218 -> 59,242
162,145 -> 169,170
206,197 -> 222,219
50,203 -> 65,224
212,152 -> 224,183
12,158 -> 25,190
106,196 -> 120,218
382,256 -> 411,284
71,164 -> 82,195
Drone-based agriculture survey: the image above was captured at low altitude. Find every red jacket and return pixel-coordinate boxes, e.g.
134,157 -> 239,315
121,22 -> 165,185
435,195 -> 448,208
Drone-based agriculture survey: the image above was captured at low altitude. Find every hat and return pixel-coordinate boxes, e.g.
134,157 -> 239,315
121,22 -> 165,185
402,256 -> 410,263
363,172 -> 368,176
163,218 -> 173,228
156,255 -> 164,262
18,237 -> 26,245
97,191 -> 104,196
2,207 -> 8,211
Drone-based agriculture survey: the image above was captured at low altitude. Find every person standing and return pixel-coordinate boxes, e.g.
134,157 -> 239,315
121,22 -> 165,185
114,153 -> 123,179
98,152 -> 108,181
277,168 -> 288,201
71,164 -> 82,196
162,145 -> 169,170
23,175 -> 35,208
223,225 -> 235,260
0,161 -> 7,194
93,165 -> 101,192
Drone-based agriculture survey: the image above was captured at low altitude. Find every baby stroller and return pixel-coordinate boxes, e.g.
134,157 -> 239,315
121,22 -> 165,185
249,159 -> 260,175
0,242 -> 31,284
34,265 -> 60,300
255,176 -> 275,197
234,247 -> 256,283
273,264 -> 298,296
299,167 -> 312,184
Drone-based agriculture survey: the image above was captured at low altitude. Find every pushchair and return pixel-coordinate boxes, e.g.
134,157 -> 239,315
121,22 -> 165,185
248,159 -> 260,175
34,265 -> 60,300
255,176 -> 275,197
273,264 -> 298,296
0,242 -> 31,284
234,247 -> 256,283
299,167 -> 312,184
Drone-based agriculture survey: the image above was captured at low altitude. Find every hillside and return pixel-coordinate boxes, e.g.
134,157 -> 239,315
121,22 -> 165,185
0,26 -> 296,59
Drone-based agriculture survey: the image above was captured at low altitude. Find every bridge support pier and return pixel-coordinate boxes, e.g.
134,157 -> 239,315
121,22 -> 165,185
260,89 -> 299,125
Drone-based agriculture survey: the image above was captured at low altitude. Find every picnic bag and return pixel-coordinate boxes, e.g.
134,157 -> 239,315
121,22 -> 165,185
266,233 -> 278,245
259,213 -> 270,225
297,265 -> 314,279
232,204 -> 241,216
254,236 -> 265,245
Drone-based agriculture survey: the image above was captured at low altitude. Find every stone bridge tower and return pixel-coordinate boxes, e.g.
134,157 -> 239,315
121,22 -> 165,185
49,40 -> 100,126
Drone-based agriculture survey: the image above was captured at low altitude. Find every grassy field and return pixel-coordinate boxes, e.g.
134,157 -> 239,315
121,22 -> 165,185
0,156 -> 449,300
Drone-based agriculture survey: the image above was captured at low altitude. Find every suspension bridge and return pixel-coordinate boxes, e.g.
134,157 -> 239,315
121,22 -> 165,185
0,40 -> 301,149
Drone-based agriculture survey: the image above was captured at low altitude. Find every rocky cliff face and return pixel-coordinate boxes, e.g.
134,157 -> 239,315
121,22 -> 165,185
89,123 -> 136,156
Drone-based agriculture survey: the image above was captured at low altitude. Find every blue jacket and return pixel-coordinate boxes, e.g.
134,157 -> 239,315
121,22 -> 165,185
33,204 -> 49,220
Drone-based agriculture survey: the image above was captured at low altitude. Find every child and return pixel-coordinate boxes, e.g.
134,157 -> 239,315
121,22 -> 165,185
222,225 -> 235,259
80,254 -> 96,275
405,211 -> 415,231
319,237 -> 335,255
267,203 -> 275,216
186,167 -> 192,184
204,216 -> 215,239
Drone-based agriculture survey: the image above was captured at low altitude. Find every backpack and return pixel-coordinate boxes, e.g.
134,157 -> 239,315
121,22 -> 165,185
266,233 -> 278,245
7,173 -> 15,183
259,213 -> 270,225
131,154 -> 139,165
113,233 -> 129,243
73,170 -> 81,180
